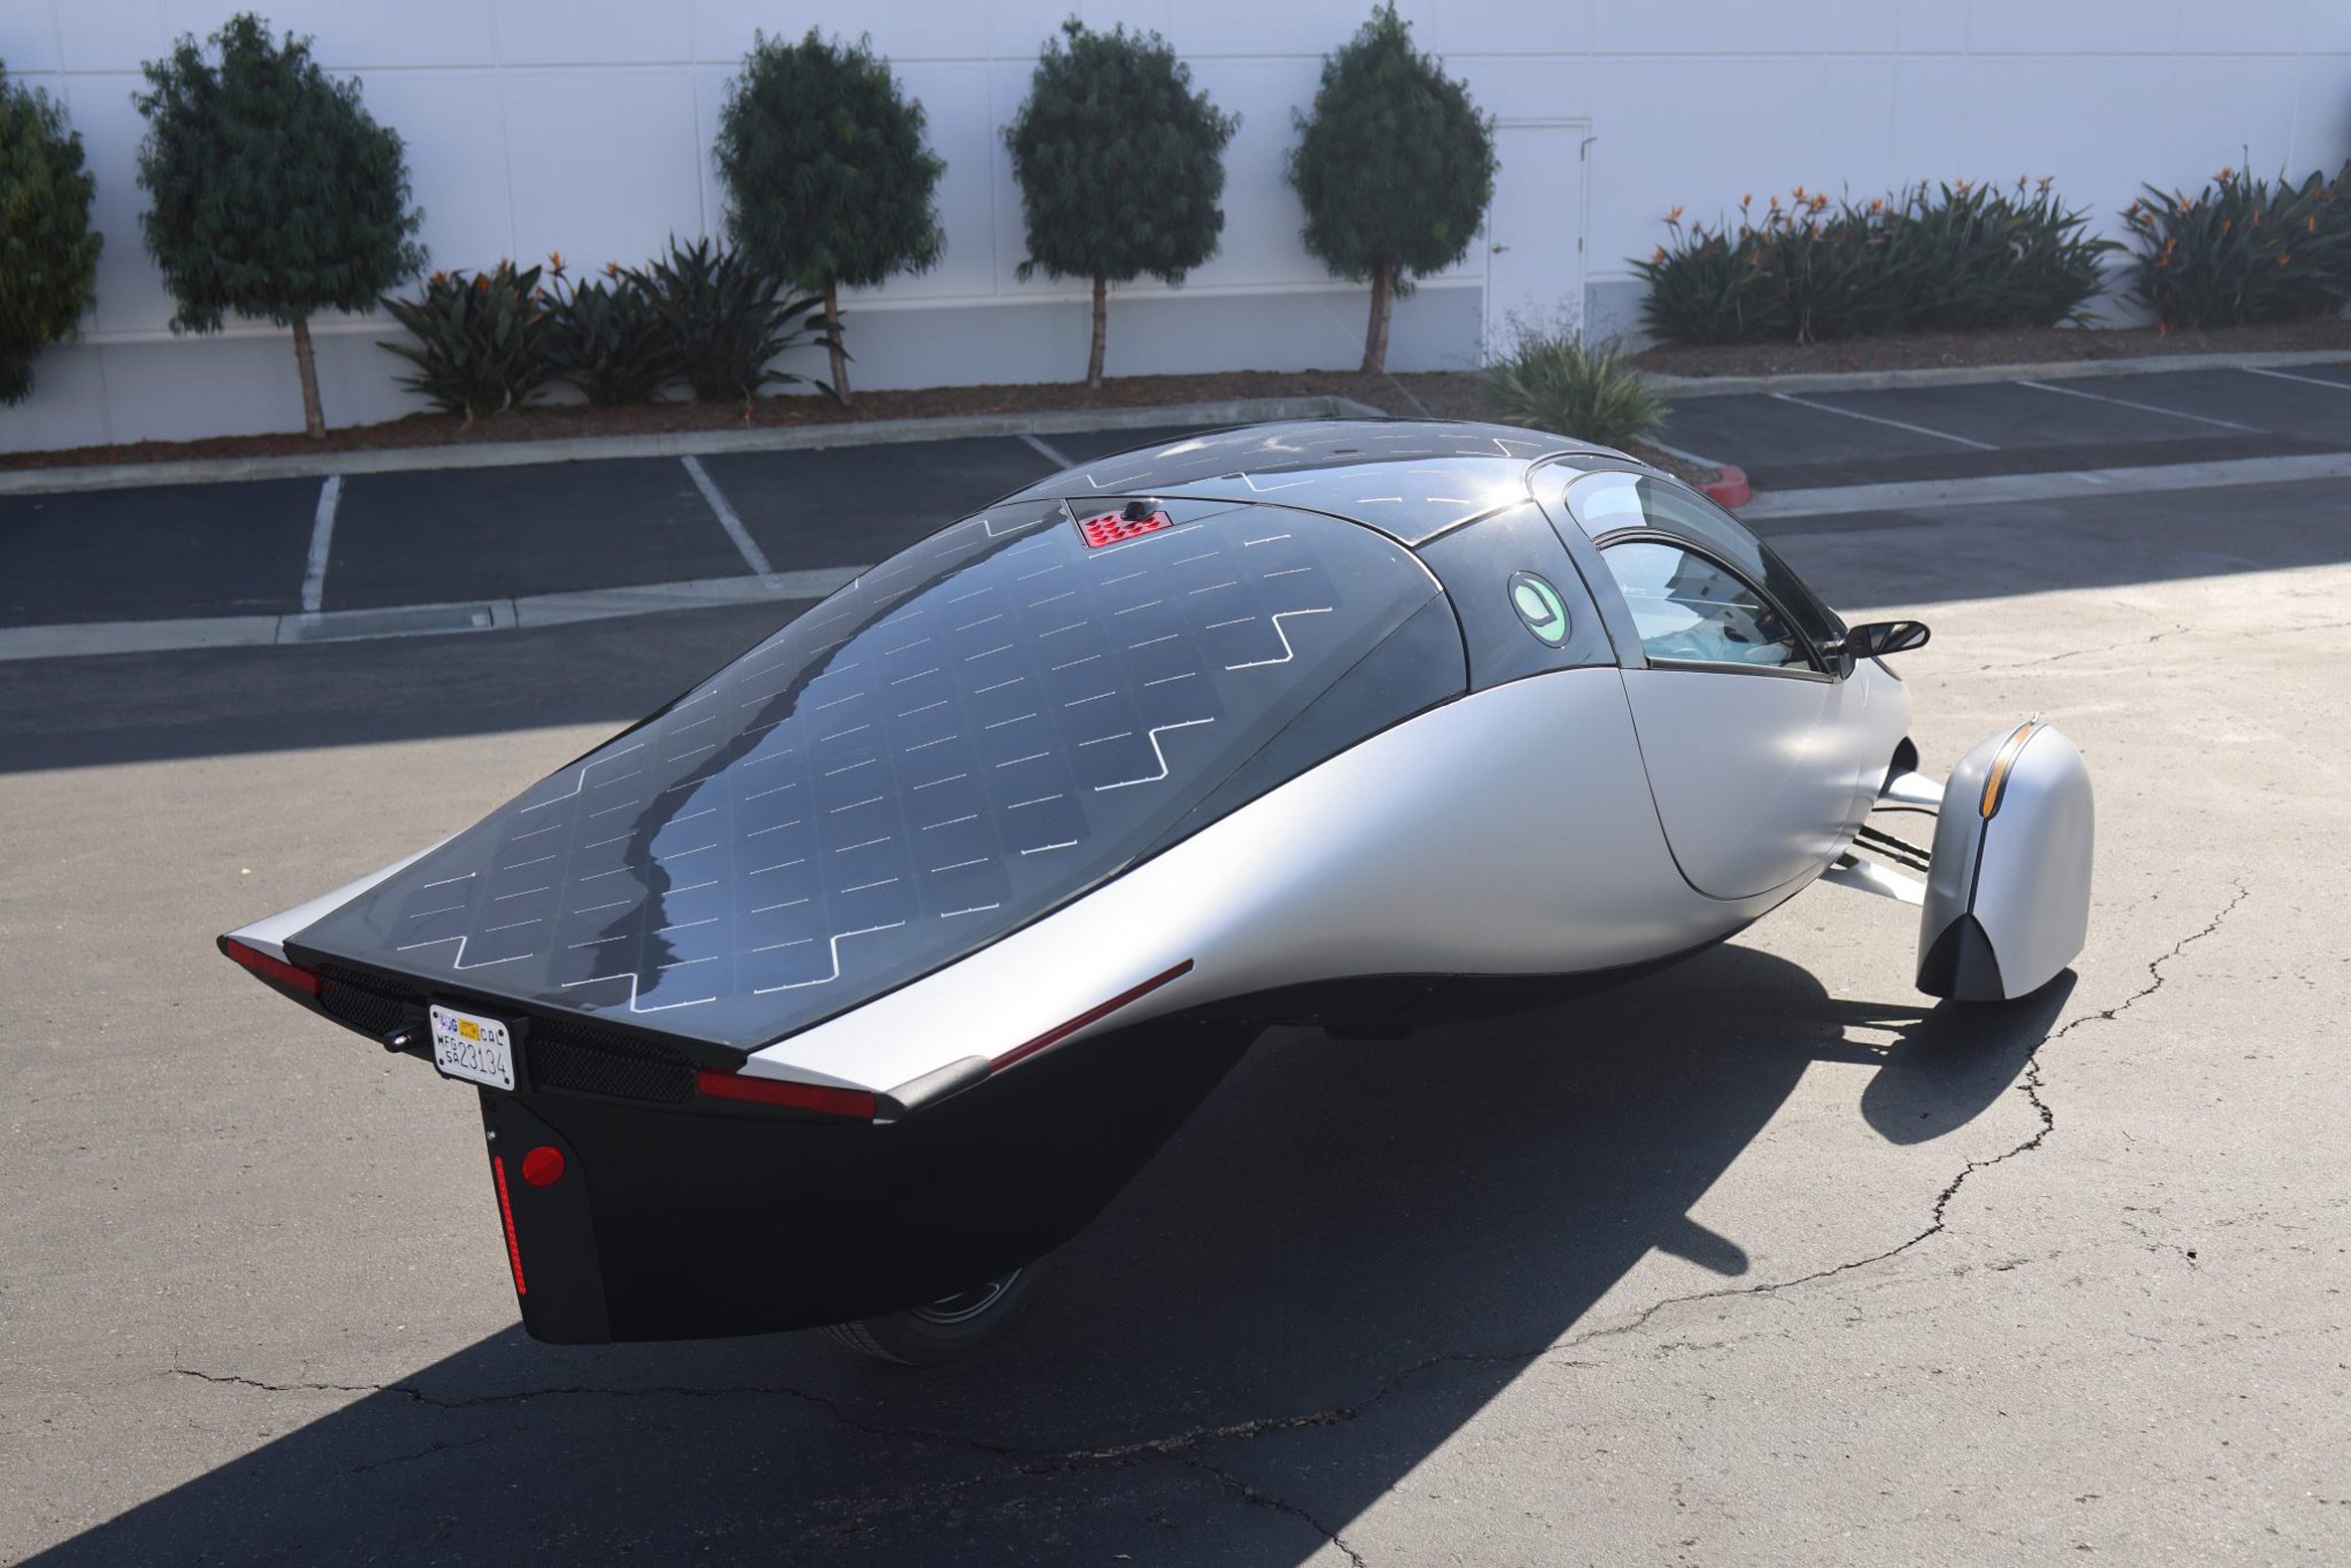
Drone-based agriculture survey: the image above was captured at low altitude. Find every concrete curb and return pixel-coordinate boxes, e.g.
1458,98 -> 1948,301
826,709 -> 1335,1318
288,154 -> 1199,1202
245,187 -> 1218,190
0,395 -> 1392,499
1652,347 -> 2351,400
0,566 -> 867,663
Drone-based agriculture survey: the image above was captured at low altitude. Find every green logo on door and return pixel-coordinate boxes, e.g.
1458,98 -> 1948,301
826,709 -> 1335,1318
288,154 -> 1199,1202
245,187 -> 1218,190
1508,571 -> 1570,646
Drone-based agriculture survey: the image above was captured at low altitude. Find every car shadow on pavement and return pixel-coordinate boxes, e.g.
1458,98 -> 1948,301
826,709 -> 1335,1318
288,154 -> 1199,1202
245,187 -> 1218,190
30,946 -> 2070,1567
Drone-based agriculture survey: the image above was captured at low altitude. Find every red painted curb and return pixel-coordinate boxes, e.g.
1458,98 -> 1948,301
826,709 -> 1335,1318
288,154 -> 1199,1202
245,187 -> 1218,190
1700,463 -> 1751,509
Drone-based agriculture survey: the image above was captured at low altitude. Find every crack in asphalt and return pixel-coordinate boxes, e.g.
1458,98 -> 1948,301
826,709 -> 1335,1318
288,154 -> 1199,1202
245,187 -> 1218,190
170,882 -> 2250,1560
1974,621 -> 2188,672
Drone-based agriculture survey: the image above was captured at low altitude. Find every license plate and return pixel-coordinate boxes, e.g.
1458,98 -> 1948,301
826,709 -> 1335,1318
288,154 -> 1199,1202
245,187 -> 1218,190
430,1004 -> 515,1091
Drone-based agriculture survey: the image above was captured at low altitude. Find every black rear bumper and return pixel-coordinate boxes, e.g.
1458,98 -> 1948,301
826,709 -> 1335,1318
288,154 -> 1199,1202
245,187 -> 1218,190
476,1016 -> 1252,1343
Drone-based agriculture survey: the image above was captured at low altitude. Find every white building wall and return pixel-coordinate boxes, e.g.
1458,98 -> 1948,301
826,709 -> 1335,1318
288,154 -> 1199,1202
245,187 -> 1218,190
2,0 -> 2347,452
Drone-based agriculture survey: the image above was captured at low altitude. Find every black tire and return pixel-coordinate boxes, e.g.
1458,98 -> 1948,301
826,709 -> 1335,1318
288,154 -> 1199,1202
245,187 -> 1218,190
820,1266 -> 1040,1366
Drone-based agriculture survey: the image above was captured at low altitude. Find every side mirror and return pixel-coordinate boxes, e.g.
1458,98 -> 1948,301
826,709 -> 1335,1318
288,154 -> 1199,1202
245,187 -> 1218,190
1833,620 -> 1931,662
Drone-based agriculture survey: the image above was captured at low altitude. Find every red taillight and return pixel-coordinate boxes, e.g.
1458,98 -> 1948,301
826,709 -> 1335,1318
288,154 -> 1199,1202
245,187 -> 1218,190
694,1068 -> 877,1121
520,1145 -> 565,1187
992,959 -> 1194,1072
491,1153 -> 527,1297
221,938 -> 320,998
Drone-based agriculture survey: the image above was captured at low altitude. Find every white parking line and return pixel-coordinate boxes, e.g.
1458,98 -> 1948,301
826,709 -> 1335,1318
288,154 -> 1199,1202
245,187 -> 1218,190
1018,432 -> 1074,466
2014,378 -> 2260,433
1769,391 -> 1996,449
680,455 -> 782,592
299,474 -> 342,614
2243,365 -> 2351,393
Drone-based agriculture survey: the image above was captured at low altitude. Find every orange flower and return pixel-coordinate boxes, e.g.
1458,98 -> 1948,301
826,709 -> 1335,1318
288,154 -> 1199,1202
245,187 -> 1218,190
548,250 -> 565,271
605,261 -> 623,277
474,273 -> 490,292
1956,178 -> 1971,193
1810,193 -> 1829,212
2217,167 -> 2234,182
1740,193 -> 1752,209
1870,196 -> 1884,214
2179,196 -> 2194,215
1666,204 -> 1685,223
2221,219 -> 2232,235
2308,214 -> 2319,233
1651,246 -> 1666,262
1792,183 -> 1807,201
431,269 -> 447,286
1768,193 -> 1781,210
2278,252 -> 2291,266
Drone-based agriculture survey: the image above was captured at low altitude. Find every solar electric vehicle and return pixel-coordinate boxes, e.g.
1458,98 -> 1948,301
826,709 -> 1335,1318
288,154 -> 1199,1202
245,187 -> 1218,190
221,421 -> 2093,1363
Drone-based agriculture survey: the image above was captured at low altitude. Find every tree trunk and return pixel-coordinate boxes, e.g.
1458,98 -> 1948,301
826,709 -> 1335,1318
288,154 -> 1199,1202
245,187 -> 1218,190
290,314 -> 326,439
1359,264 -> 1394,376
823,276 -> 851,406
1086,274 -> 1108,390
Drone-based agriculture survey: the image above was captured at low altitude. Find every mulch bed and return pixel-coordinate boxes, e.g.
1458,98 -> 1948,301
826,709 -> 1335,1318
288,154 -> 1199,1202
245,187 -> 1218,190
0,369 -> 1422,474
1631,317 -> 2351,379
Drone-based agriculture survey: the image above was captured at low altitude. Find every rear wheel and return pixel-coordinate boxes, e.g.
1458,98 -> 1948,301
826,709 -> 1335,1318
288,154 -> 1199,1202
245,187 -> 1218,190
820,1265 -> 1040,1365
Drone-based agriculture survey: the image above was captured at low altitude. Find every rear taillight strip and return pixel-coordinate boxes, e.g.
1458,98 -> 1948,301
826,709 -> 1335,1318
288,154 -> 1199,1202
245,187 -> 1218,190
491,1153 -> 526,1297
991,959 -> 1194,1073
693,1068 -> 877,1121
221,938 -> 321,998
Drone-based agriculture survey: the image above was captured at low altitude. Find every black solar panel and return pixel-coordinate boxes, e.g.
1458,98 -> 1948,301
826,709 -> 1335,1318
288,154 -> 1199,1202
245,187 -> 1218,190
290,497 -> 1444,1052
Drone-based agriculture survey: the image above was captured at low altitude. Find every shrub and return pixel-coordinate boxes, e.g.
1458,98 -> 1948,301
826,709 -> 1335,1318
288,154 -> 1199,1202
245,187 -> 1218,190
641,236 -> 834,406
1484,324 -> 1667,449
1638,179 -> 2118,345
379,261 -> 548,423
1287,5 -> 1496,375
714,29 -> 944,405
1898,178 -> 2115,330
1004,21 -> 1236,388
542,259 -> 672,407
134,12 -> 424,436
2122,165 -> 2351,329
0,65 -> 103,405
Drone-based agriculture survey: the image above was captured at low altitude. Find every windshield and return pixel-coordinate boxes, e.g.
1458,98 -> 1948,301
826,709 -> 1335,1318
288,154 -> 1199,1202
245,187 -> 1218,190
290,497 -> 1453,1051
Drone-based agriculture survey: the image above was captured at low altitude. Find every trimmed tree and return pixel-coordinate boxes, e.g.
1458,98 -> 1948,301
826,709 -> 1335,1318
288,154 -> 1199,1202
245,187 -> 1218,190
0,65 -> 102,404
1287,5 -> 1496,375
134,13 -> 423,437
714,29 -> 945,406
1004,21 -> 1236,389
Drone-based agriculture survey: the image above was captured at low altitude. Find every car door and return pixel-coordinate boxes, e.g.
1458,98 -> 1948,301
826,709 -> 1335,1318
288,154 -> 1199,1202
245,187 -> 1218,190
1549,469 -> 1884,900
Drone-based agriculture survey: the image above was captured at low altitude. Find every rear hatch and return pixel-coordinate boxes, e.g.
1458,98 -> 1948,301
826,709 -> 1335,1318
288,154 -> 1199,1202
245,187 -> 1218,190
281,495 -> 1449,1062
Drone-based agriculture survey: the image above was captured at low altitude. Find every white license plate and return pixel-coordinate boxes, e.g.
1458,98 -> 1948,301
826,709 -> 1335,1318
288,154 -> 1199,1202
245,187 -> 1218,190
430,1004 -> 515,1091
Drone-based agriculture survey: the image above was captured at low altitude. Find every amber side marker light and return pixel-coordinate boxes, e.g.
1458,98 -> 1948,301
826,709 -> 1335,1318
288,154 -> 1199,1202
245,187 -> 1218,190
221,937 -> 320,998
1979,719 -> 2044,820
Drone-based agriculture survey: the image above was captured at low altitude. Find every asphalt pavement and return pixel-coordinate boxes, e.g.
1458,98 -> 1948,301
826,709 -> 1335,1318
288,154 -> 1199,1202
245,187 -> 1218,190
4,379 -> 2349,1565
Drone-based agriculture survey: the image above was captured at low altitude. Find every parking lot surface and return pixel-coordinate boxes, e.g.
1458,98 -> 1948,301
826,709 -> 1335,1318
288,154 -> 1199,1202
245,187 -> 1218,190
1664,361 -> 2351,489
0,425 -> 1202,637
4,441 -> 2347,1562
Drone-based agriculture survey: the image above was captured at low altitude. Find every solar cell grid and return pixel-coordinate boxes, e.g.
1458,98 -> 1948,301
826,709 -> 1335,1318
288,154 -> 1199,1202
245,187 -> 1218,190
293,497 -> 1440,1051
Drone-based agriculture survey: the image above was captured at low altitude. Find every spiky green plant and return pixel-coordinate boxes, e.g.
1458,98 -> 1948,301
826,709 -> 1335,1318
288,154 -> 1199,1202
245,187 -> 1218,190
378,261 -> 548,423
2123,164 -> 2351,329
1484,326 -> 1667,449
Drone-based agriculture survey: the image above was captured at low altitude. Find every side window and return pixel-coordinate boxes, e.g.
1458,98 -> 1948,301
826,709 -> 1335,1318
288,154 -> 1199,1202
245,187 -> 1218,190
1560,469 -> 1846,653
1599,541 -> 1810,670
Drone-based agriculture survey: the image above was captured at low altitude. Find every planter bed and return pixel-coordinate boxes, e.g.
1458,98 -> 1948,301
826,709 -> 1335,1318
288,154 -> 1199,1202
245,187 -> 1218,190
1631,316 -> 2351,381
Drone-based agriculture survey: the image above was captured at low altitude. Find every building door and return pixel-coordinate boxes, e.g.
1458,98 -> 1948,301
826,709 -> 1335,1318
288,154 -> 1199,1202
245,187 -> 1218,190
1483,120 -> 1590,354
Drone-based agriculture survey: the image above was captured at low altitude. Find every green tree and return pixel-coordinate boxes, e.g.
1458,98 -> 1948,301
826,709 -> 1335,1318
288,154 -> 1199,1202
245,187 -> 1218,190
133,13 -> 423,437
1287,5 -> 1495,374
0,65 -> 102,405
714,29 -> 944,406
1004,21 -> 1236,389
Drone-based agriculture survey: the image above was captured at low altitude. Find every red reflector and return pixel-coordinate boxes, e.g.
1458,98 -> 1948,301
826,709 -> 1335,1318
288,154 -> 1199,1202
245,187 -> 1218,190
491,1153 -> 526,1297
222,938 -> 320,998
694,1068 -> 876,1121
1079,508 -> 1172,548
520,1144 -> 565,1187
992,959 -> 1194,1073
